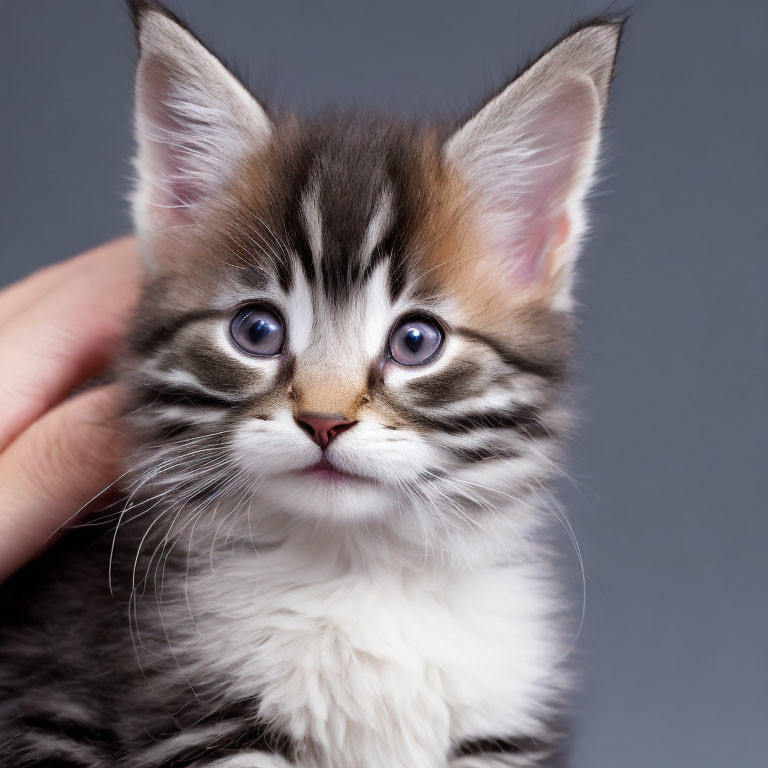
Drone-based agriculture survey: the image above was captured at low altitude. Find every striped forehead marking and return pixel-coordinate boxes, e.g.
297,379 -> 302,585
359,186 -> 394,266
289,185 -> 400,360
299,177 -> 323,274
298,178 -> 398,302
234,120 -> 437,306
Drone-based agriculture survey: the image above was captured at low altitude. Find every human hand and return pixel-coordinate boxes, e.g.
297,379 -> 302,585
0,238 -> 140,582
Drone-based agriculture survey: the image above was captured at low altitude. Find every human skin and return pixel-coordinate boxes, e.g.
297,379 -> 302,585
0,238 -> 140,583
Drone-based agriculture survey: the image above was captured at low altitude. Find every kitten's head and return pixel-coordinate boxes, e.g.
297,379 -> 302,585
123,1 -> 621,556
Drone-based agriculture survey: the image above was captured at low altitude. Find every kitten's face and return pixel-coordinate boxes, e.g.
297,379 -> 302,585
124,5 -> 619,550
128,124 -> 565,529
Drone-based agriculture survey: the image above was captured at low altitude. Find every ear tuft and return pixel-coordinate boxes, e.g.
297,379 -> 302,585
445,19 -> 623,308
126,0 -> 203,53
129,0 -> 272,239
126,0 -> 169,39
126,0 -> 158,26
545,19 -> 624,111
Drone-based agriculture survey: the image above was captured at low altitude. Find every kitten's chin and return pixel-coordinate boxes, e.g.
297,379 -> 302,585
259,473 -> 398,523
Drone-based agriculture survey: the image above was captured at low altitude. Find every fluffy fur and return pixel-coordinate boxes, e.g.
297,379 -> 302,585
0,3 -> 622,766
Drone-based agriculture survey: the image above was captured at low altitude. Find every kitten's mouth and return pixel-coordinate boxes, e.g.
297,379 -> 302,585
301,460 -> 372,484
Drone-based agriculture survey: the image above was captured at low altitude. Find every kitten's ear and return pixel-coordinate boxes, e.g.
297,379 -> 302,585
444,21 -> 623,308
128,0 -> 272,236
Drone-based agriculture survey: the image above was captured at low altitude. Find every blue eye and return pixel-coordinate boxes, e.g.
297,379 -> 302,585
230,305 -> 285,356
389,316 -> 443,366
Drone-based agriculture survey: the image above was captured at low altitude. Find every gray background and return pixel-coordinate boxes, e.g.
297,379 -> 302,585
1,1 -> 766,765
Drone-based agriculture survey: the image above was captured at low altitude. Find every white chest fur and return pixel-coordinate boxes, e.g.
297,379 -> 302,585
179,542 -> 563,768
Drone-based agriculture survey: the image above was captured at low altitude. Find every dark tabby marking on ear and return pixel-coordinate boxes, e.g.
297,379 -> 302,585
0,4 -> 623,767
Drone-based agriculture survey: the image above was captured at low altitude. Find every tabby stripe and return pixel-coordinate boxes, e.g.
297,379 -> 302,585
144,385 -> 240,410
133,310 -> 226,354
456,327 -> 564,381
186,476 -> 232,504
362,225 -> 398,288
19,714 -> 113,745
143,701 -> 294,767
154,421 -> 196,440
416,405 -> 549,438
150,725 -> 294,768
450,446 -> 520,463
454,735 -> 554,757
284,176 -> 316,287
202,757 -> 290,768
140,723 -> 240,766
19,761 -> 87,768
12,732 -> 102,766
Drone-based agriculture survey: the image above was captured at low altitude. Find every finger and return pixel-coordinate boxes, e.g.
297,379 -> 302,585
0,237 -> 137,329
0,260 -> 73,329
0,237 -> 140,452
0,386 -> 124,583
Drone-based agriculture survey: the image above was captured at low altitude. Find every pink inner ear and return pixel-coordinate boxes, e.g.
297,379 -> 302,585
139,57 -> 207,223
476,79 -> 597,286
494,211 -> 570,285
147,103 -> 205,222
515,220 -> 551,284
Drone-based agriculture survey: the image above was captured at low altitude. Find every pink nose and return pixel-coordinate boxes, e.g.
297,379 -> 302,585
294,413 -> 357,450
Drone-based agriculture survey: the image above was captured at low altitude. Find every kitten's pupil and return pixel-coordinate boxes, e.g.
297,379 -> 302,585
250,319 -> 276,344
404,328 -> 423,353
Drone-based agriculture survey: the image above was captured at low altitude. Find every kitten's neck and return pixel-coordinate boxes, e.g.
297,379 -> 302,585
207,499 -> 546,575
118,491 -> 550,586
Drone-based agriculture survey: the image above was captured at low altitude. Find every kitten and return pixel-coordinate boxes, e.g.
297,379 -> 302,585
0,2 -> 622,766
